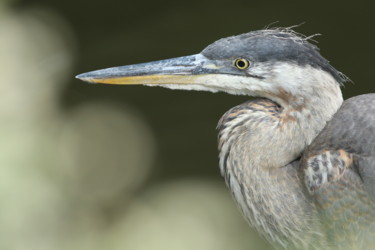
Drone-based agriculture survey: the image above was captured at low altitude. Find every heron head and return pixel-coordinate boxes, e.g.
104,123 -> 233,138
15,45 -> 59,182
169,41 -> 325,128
77,28 -> 346,107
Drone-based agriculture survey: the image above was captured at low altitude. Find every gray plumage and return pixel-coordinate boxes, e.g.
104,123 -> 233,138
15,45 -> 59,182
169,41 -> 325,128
218,94 -> 375,249
77,28 -> 375,250
304,93 -> 375,199
303,94 -> 375,249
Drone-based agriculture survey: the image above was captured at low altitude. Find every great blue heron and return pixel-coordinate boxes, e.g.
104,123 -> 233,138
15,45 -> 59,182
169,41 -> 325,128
76,28 -> 375,249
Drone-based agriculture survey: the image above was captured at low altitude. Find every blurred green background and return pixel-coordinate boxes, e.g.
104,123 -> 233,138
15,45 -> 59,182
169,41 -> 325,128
1,0 -> 374,249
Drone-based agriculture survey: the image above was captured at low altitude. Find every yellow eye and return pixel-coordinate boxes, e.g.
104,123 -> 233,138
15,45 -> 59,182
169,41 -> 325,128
234,58 -> 250,70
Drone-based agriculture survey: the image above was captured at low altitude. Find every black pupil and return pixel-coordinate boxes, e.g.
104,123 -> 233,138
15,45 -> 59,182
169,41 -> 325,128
237,60 -> 246,68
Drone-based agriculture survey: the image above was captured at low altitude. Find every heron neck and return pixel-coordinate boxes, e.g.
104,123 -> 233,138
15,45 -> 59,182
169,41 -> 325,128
217,80 -> 343,248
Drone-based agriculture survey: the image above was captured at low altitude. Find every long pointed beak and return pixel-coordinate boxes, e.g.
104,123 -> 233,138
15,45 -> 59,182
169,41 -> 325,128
76,54 -> 225,85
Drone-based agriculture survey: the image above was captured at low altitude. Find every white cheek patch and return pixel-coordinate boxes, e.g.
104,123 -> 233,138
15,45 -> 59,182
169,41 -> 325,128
147,74 -> 271,96
146,83 -> 220,93
148,62 -> 342,113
